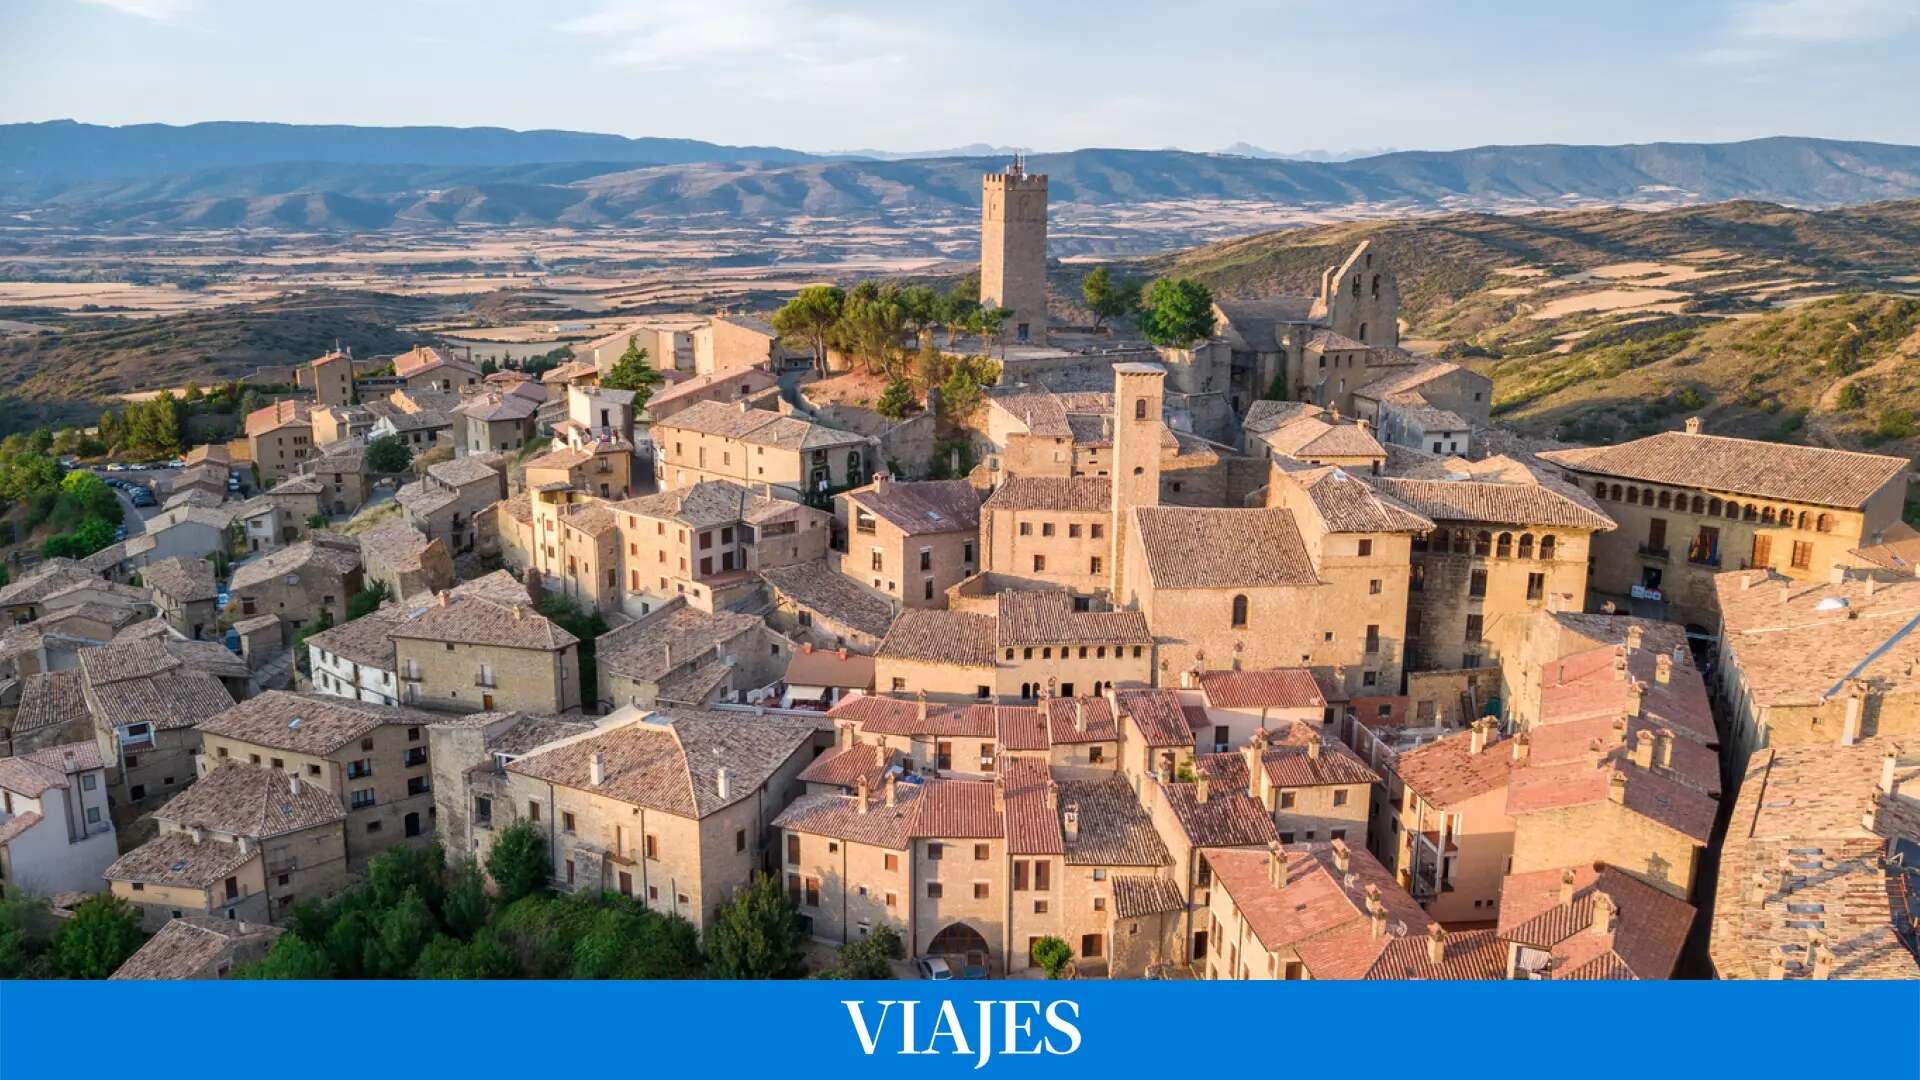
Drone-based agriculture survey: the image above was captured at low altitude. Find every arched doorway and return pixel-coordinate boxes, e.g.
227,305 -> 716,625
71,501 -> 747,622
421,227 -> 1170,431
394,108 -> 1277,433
404,811 -> 422,838
927,922 -> 991,968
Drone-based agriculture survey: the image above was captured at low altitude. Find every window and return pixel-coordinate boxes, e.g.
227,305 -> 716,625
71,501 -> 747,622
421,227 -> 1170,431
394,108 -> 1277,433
1032,554 -> 1046,572
972,881 -> 990,900
1018,522 -> 1032,537
1230,594 -> 1249,628
1279,791 -> 1296,809
1364,625 -> 1380,653
1041,523 -> 1055,538
1751,534 -> 1772,567
974,843 -> 990,860
1791,541 -> 1813,570
1465,614 -> 1483,641
350,788 -> 376,810
1090,523 -> 1103,539
928,842 -> 944,861
1090,556 -> 1103,574
562,812 -> 576,833
645,834 -> 659,860
884,853 -> 899,871
1357,538 -> 1372,557
1333,789 -> 1349,807
1135,399 -> 1147,420
786,834 -> 801,864
1468,568 -> 1487,598
919,548 -> 932,571
805,878 -> 821,907
528,801 -> 541,822
1067,524 -> 1081,538
1369,578 -> 1382,595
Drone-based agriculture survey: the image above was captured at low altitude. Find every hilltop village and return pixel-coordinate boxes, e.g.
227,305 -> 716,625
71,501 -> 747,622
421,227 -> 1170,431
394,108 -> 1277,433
1,161 -> 1916,982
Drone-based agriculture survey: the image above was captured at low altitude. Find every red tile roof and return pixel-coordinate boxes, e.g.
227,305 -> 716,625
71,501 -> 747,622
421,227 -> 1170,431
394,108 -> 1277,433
1196,668 -> 1326,710
1391,727 -> 1518,807
1002,757 -> 1063,856
1498,864 -> 1696,980
1116,688 -> 1193,748
1045,696 -> 1118,745
909,779 -> 1005,840
1205,841 -> 1429,979
1364,927 -> 1507,980
828,693 -> 997,737
796,743 -> 894,789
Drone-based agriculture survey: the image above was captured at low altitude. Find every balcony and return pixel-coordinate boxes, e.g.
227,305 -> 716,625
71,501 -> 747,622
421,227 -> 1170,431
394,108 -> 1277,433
473,673 -> 498,688
1636,544 -> 1670,561
1686,546 -> 1721,568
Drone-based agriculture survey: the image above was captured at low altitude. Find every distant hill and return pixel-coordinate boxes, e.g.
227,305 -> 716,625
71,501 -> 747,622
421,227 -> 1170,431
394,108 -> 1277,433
4,128 -> 1918,232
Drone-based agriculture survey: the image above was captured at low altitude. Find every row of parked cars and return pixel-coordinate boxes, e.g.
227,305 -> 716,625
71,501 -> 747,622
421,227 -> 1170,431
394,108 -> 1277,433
102,475 -> 156,507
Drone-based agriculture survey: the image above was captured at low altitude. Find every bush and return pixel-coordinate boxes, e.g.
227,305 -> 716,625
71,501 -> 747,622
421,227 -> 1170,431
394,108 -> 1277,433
365,434 -> 412,475
1031,935 -> 1073,979
346,581 -> 390,622
1837,382 -> 1867,411
875,377 -> 917,420
485,820 -> 551,904
818,924 -> 902,979
50,895 -> 146,979
238,933 -> 334,979
704,872 -> 807,979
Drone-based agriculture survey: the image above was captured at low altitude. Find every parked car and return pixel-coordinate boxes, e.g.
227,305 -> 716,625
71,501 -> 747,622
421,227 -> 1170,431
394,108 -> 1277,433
129,488 -> 156,507
166,458 -> 187,468
227,475 -> 242,491
915,958 -> 953,981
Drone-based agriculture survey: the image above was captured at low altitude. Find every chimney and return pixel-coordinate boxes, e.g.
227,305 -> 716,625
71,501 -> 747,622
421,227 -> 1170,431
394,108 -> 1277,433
1626,679 -> 1645,717
1591,890 -> 1615,936
1882,748 -> 1899,795
1841,687 -> 1864,746
839,724 -> 854,749
716,766 -> 732,801
992,776 -> 1004,811
1654,653 -> 1672,685
288,772 -> 301,795
1268,841 -> 1288,888
1331,837 -> 1351,873
1559,867 -> 1577,906
855,776 -> 869,814
1074,700 -> 1086,733
1511,732 -> 1531,765
1601,600 -> 1617,615
1779,582 -> 1792,605
1812,947 -> 1836,980
1865,576 -> 1880,599
1805,930 -> 1825,971
1180,668 -> 1196,689
1777,853 -> 1795,894
190,825 -> 205,845
1684,416 -> 1703,435
1607,770 -> 1628,804
885,773 -> 898,808
1656,729 -> 1675,770
1830,564 -> 1849,586
838,648 -> 848,660
437,590 -> 450,607
512,604 -> 523,621
1630,730 -> 1655,769
1241,741 -> 1261,799
1194,768 -> 1211,804
663,642 -> 673,668
1748,870 -> 1770,904
873,472 -> 890,495
1426,923 -> 1446,965
1612,650 -> 1627,679
590,752 -> 606,786
1625,624 -> 1643,651
1367,888 -> 1387,939
916,690 -> 928,725
802,641 -> 813,655
1768,954 -> 1789,980
1742,573 -> 1757,591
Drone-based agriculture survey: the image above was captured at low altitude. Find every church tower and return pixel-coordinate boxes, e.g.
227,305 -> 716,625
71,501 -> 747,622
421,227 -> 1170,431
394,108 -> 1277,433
980,156 -> 1049,347
1109,362 -> 1165,597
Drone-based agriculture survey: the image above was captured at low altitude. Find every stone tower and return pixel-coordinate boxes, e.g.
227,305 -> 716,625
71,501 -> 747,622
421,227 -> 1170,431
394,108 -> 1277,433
1109,362 -> 1166,596
980,157 -> 1048,347
1319,240 -> 1399,348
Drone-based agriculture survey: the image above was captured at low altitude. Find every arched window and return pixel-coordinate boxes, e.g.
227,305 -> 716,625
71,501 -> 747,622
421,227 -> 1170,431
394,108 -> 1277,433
1691,495 -> 1705,514
1816,513 -> 1831,533
1627,488 -> 1640,505
1020,683 -> 1033,700
1475,531 -> 1492,557
1725,500 -> 1740,520
1795,511 -> 1809,529
1743,504 -> 1757,522
1230,594 -> 1249,629
1352,274 -> 1362,297
1134,398 -> 1147,420
1358,322 -> 1368,343
1539,534 -> 1557,560
1761,507 -> 1776,525
1371,273 -> 1382,299
1454,530 -> 1472,555
1595,481 -> 1608,497
1642,488 -> 1655,505
1429,527 -> 1449,551
1610,484 -> 1624,501
1658,491 -> 1671,509
847,451 -> 862,477
1708,498 -> 1722,516
1496,532 -> 1513,558
1517,533 -> 1535,559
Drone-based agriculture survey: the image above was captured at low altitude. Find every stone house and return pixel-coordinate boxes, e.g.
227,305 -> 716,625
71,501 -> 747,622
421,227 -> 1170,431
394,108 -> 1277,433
308,350 -> 355,407
195,690 -> 443,864
492,707 -> 816,932
136,505 -> 236,565
388,587 -> 583,715
1539,419 -> 1910,628
757,560 -> 895,655
693,314 -> 800,374
609,480 -> 831,617
1241,401 -> 1386,472
595,599 -> 776,711
390,345 -> 482,393
311,404 -> 374,448
397,455 -> 505,554
979,476 -> 1113,596
0,740 -> 117,899
108,916 -> 285,980
244,400 -> 314,487
300,440 -> 373,517
1366,719 -> 1519,924
1498,863 -> 1696,980
77,637 -> 243,808
367,404 -> 450,450
872,593 -> 1152,704
833,476 -> 981,609
105,762 -> 346,929
1195,722 -> 1377,845
356,520 -> 454,601
305,604 -> 407,707
424,711 -> 594,861
451,386 -> 541,457
523,443 -> 636,502
643,368 -> 779,425
652,400 -> 870,504
141,555 -> 218,641
229,538 -> 363,636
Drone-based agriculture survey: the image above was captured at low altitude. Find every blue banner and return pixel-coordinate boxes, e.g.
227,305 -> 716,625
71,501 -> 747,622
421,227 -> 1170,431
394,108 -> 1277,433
3,980 -> 1917,1077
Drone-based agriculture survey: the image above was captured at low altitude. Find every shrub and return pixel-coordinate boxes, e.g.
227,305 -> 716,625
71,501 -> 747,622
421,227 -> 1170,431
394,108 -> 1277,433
50,895 -> 145,979
1031,935 -> 1074,979
704,872 -> 807,980
485,820 -> 550,904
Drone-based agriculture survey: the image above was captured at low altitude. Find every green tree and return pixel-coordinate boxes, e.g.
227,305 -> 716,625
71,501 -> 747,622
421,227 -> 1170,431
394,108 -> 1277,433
1030,935 -> 1073,979
366,843 -> 446,913
875,377 -> 918,420
704,872 -> 807,979
346,580 -> 391,622
412,930 -> 518,979
1137,277 -> 1216,347
441,860 -> 492,940
838,281 -> 910,376
0,896 -> 45,978
772,285 -> 846,378
238,933 -> 335,979
601,338 -> 665,410
306,513 -> 329,530
820,924 -> 901,979
937,284 -> 981,346
536,593 -> 608,703
971,306 -> 1012,357
1838,382 -> 1867,410
1081,267 -> 1140,330
899,285 -> 940,342
937,354 -> 999,428
479,358 -> 499,375
363,888 -> 435,978
365,434 -> 412,475
50,895 -> 146,979
485,820 -> 551,904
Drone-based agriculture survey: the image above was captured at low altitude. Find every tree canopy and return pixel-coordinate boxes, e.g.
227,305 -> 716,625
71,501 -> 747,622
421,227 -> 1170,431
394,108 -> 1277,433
772,285 -> 846,378
1137,277 -> 1216,348
703,872 -> 807,980
1081,267 -> 1141,330
365,434 -> 412,475
600,338 -> 665,409
50,895 -> 146,980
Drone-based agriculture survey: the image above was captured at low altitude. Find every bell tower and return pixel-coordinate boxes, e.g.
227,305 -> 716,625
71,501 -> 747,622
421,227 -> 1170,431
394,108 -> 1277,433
980,156 -> 1049,347
1109,362 -> 1165,596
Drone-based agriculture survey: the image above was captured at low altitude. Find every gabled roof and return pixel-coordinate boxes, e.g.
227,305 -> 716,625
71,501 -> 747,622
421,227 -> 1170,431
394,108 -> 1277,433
1196,668 -> 1325,710
1287,465 -> 1434,535
1540,431 -> 1909,510
847,479 -> 981,536
981,475 -> 1109,513
758,561 -> 895,641
1365,471 -> 1615,531
229,541 -> 361,593
385,591 -> 577,652
1132,506 -> 1319,589
155,763 -> 344,840
141,556 -> 217,604
197,690 -> 441,755
1204,841 -> 1428,979
996,590 -> 1150,647
1498,863 -> 1696,980
507,711 -> 813,818
876,609 -> 997,669
615,480 -> 796,529
657,400 -> 865,451
110,917 -> 282,980
1115,688 -> 1192,748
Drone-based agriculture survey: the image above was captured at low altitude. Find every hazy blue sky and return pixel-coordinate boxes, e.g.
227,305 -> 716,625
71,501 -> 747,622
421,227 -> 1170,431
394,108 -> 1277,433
3,0 -> 1916,153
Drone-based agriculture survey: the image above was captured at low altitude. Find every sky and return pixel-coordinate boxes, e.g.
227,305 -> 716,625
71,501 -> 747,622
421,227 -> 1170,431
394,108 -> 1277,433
2,0 -> 1917,154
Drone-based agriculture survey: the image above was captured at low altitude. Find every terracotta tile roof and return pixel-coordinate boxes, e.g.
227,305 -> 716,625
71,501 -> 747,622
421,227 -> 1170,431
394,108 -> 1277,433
520,446 -> 592,473
1257,413 -> 1386,461
229,541 -> 361,593
1060,776 -> 1169,867
996,590 -> 1150,647
1354,359 -> 1474,401
156,763 -> 344,839
197,690 -> 441,755
1204,842 -> 1428,978
1002,757 -> 1063,855
110,916 -> 282,980
1848,524 -> 1920,572
1200,723 -> 1380,789
616,480 -> 795,529
1163,780 -> 1281,848
1366,474 -> 1614,531
0,560 -> 93,607
596,602 -> 758,685
759,561 -> 895,640
301,605 -> 402,669
773,781 -> 924,849
994,705 -> 1051,752
1505,758 -> 1717,844
1713,569 -> 1920,709
986,386 -> 1113,439
23,740 -> 106,776
658,400 -> 865,452
909,778 -> 1005,839
1115,688 -> 1193,748
141,556 -> 218,604
828,693 -> 996,738
847,479 -> 981,536
453,390 -> 539,422
797,742 -> 894,789
876,609 -> 996,668
784,646 -> 875,691
0,740 -> 99,797
1111,875 -> 1185,918
0,811 -> 43,846
387,591 -> 577,651
87,670 -> 236,733
496,491 -> 534,525
1710,737 -> 1920,980
1364,927 -> 1507,980
12,671 -> 90,736
393,345 -> 476,379
1243,401 -> 1324,437
1196,668 -> 1325,710
1390,727 -> 1517,807
1214,298 -> 1319,352
645,368 -> 779,411
1132,507 -> 1319,589
509,710 -> 813,818
105,830 -> 254,889
1498,863 -> 1695,980
1542,431 -> 1909,509
1045,696 -> 1118,744
981,475 -> 1110,513
427,455 -> 503,489
1289,466 -> 1433,534
243,399 -> 310,437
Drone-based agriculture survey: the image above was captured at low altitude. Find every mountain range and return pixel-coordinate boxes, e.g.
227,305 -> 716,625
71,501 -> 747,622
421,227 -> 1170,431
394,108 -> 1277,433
3,122 -> 1920,233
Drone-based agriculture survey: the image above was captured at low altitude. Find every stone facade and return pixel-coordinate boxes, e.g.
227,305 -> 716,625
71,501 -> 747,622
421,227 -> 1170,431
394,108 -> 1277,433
980,161 -> 1048,347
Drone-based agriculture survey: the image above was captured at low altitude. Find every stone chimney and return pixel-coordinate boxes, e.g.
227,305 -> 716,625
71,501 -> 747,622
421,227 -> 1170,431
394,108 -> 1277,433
1626,679 -> 1645,717
590,752 -> 606,787
1612,650 -> 1628,679
802,641 -> 814,655
885,772 -> 898,807
1882,748 -> 1900,795
662,642 -> 673,669
190,825 -> 205,845
1631,730 -> 1655,769
1331,837 -> 1351,874
1656,728 -> 1675,770
716,766 -> 732,801
1830,564 -> 1849,586
1194,768 -> 1211,804
1779,582 -> 1792,605
1511,731 -> 1531,765
1684,416 -> 1703,435
916,689 -> 928,725
1742,572 -> 1758,591
1607,770 -> 1628,804
288,772 -> 301,795
1267,841 -> 1287,888
1180,668 -> 1196,689
1062,800 -> 1080,842
1625,624 -> 1643,651
1559,867 -> 1577,905
1841,684 -> 1865,746
839,724 -> 855,749
1591,890 -> 1615,936
873,472 -> 890,495
1654,653 -> 1672,685
1426,923 -> 1446,965
1241,740 -> 1262,799
1812,946 -> 1836,980
1366,887 -> 1386,939
855,776 -> 870,814
1468,718 -> 1490,755
437,590 -> 450,607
